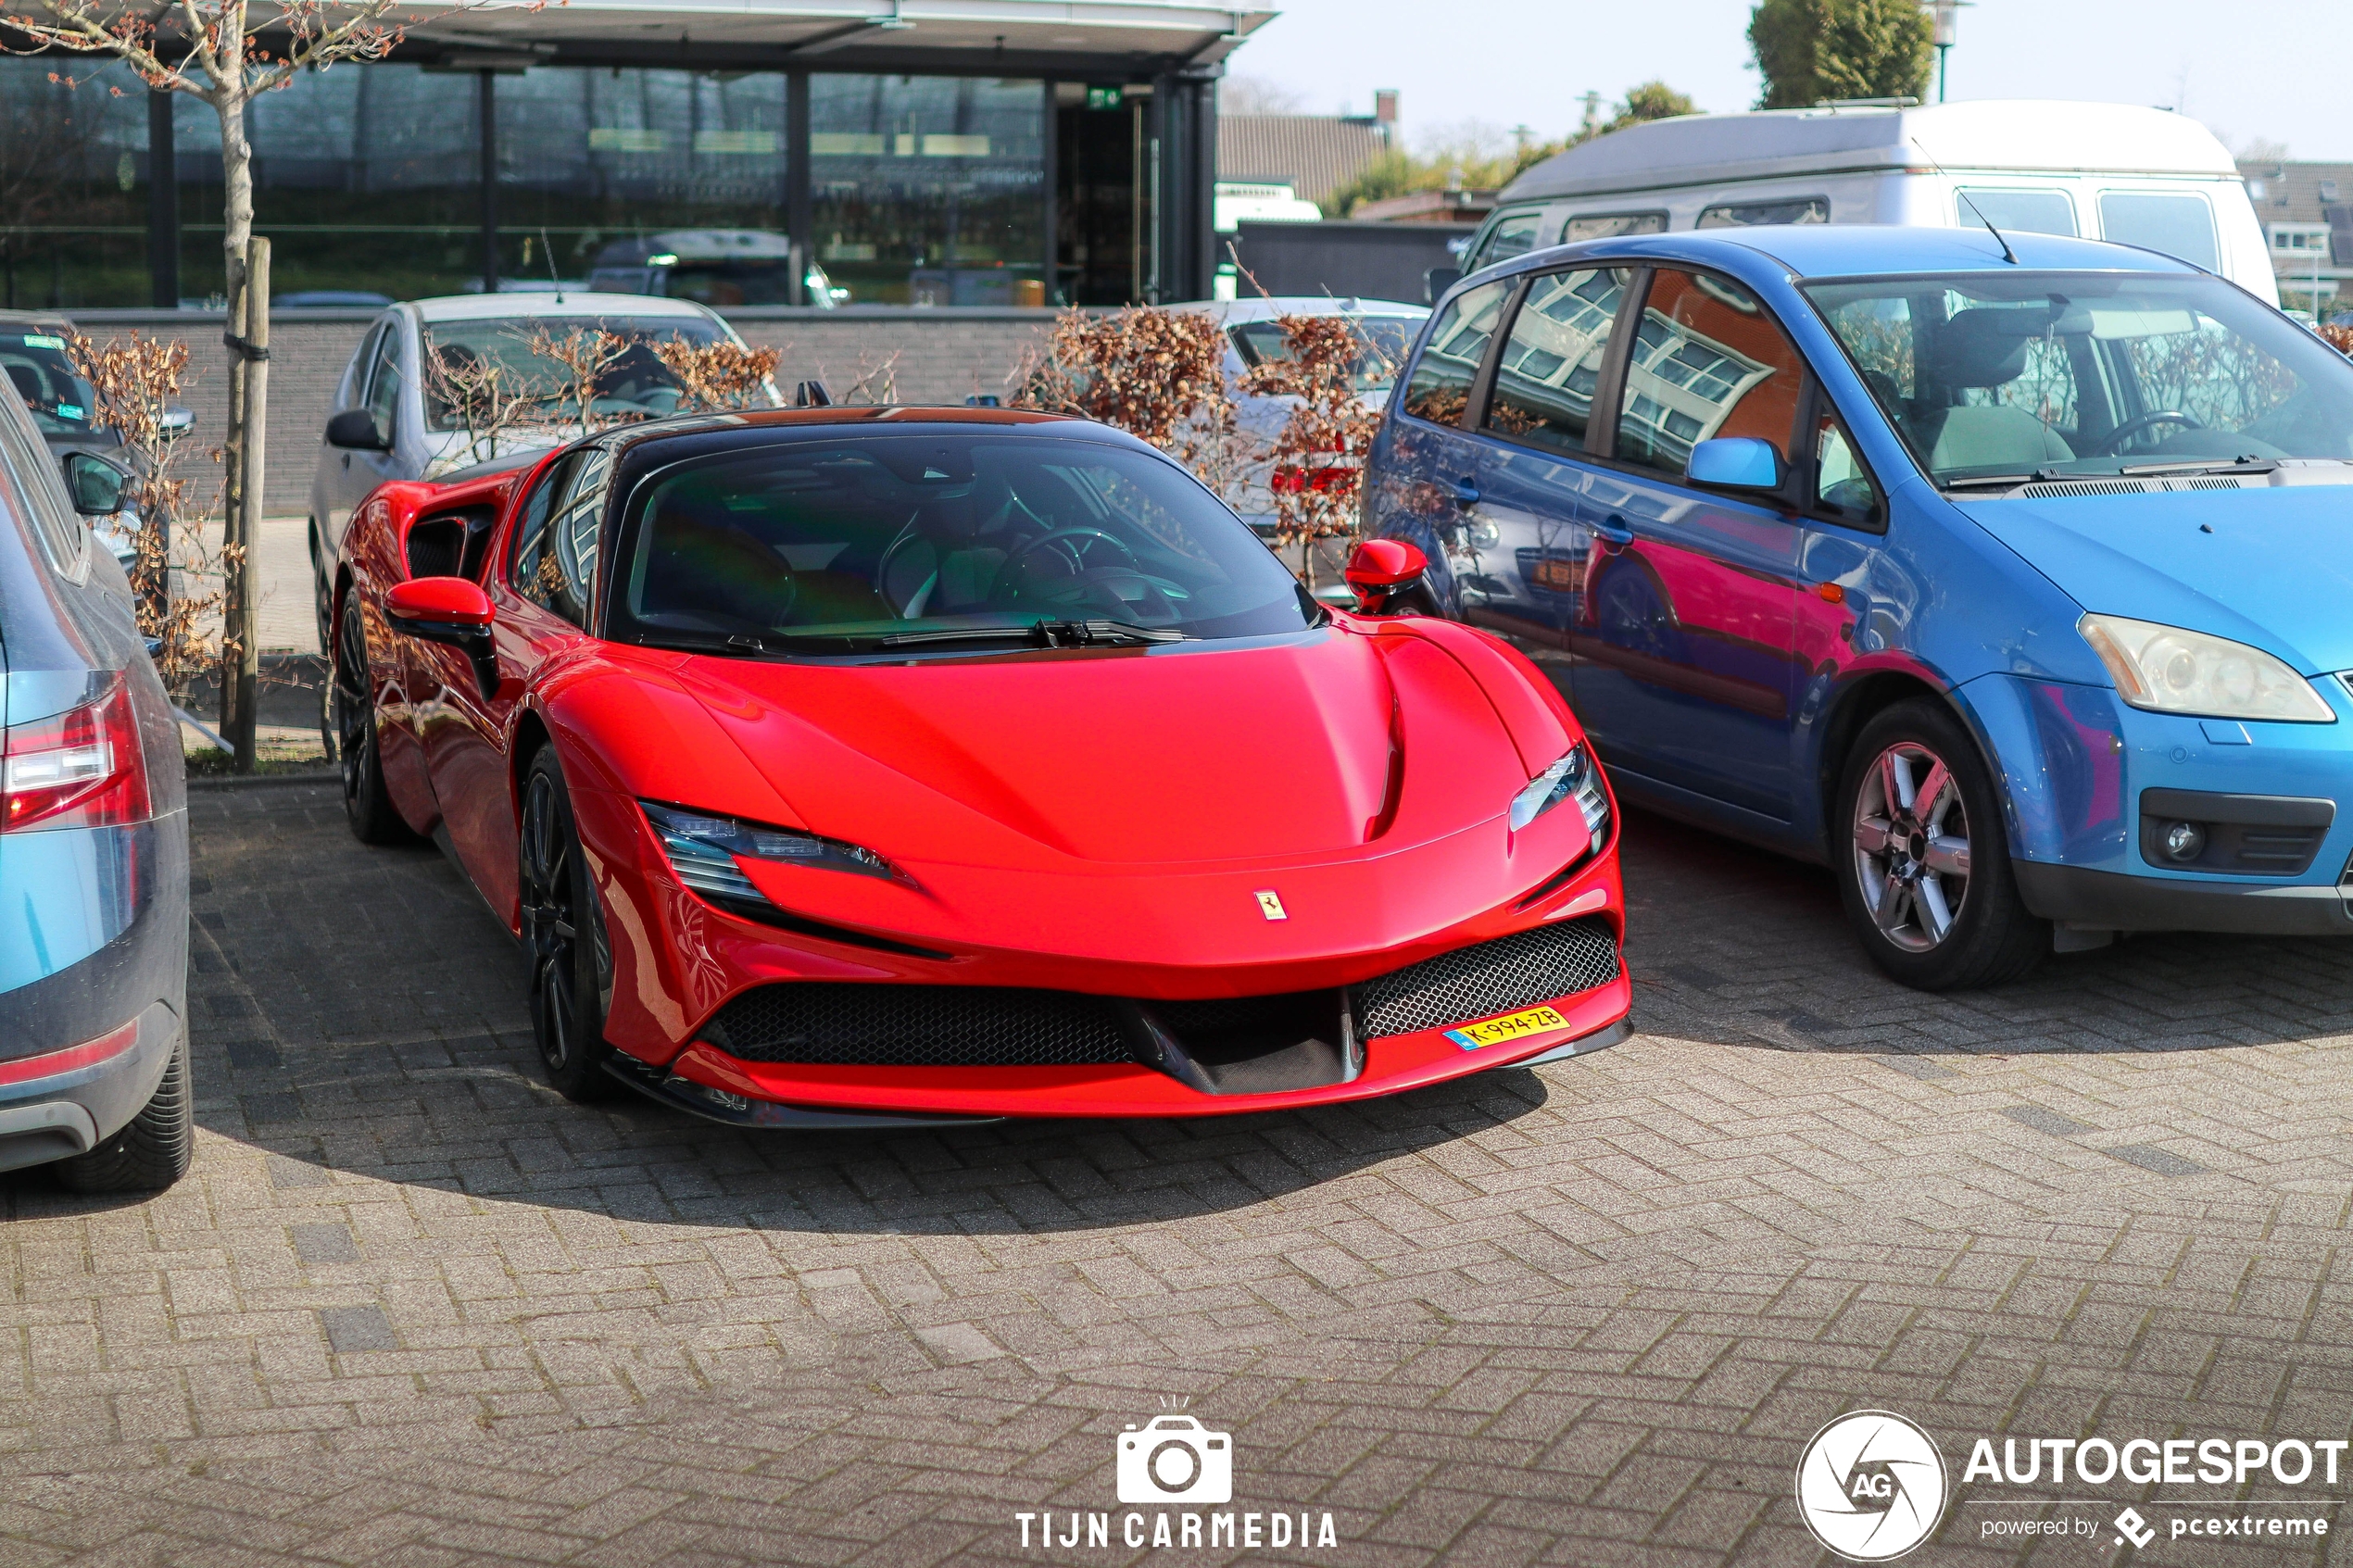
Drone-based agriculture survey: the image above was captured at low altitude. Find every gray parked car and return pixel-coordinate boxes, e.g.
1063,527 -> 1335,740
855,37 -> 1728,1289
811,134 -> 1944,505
0,310 -> 194,573
0,357 -> 191,1191
307,291 -> 773,645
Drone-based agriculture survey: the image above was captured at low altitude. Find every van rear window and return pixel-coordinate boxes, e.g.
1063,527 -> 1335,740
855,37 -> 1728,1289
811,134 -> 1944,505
1697,197 -> 1829,229
1562,212 -> 1667,242
1955,189 -> 2077,237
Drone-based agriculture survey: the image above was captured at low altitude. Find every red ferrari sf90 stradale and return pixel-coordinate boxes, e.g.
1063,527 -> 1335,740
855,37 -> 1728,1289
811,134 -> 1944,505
330,407 -> 1629,1127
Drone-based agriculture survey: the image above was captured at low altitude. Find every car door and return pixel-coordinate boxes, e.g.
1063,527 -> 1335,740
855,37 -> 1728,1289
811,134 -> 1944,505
422,448 -> 598,922
326,320 -> 405,561
1569,266 -> 1810,822
1378,278 -> 1515,611
1453,264 -> 1642,709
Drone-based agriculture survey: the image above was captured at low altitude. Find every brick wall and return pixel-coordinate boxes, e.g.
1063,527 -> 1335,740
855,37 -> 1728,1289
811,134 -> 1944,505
69,307 -> 1060,517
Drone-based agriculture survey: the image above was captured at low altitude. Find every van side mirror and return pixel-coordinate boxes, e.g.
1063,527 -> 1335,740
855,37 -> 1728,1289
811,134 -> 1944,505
325,408 -> 388,450
1686,436 -> 1785,493
1424,266 -> 1463,304
62,450 -> 130,516
1344,537 -> 1429,616
159,407 -> 194,440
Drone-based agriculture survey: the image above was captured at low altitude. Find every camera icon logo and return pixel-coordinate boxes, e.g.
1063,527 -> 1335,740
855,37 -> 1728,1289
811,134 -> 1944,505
1116,1415 -> 1234,1505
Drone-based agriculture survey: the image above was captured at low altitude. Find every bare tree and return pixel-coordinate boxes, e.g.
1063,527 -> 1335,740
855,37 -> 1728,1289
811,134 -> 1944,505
1218,75 -> 1306,116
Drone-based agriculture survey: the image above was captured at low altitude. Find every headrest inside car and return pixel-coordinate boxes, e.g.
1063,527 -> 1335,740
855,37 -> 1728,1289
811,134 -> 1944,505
1926,308 -> 2045,389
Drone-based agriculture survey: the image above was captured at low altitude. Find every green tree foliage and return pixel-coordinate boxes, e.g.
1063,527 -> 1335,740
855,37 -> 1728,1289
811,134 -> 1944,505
1748,0 -> 1932,110
1327,82 -> 1696,216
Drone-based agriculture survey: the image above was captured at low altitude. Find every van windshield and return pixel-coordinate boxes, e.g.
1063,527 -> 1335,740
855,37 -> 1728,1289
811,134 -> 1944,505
1803,271 -> 2353,488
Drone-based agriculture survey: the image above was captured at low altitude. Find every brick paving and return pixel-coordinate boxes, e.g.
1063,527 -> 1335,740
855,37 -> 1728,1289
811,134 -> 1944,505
4,780 -> 2353,1565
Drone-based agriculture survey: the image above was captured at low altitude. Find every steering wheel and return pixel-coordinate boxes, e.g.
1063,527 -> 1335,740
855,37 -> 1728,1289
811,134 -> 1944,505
2088,410 -> 2203,455
994,527 -> 1139,599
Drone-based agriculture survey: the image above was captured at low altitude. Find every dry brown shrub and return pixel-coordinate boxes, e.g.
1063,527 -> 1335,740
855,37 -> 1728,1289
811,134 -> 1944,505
651,338 -> 784,410
1237,313 -> 1394,583
816,347 -> 903,406
65,330 -> 228,696
1010,307 -> 1240,492
2320,323 -> 2353,358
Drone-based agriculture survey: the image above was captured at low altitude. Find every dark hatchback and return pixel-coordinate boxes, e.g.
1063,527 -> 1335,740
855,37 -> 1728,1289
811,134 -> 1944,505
0,358 -> 191,1190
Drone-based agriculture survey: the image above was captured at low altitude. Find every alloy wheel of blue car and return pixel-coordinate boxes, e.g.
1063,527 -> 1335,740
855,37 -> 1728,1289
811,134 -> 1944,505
1853,740 -> 1971,953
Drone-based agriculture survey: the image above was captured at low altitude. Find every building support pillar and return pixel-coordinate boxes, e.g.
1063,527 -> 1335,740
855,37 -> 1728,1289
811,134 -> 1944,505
478,71 -> 499,294
786,69 -> 812,306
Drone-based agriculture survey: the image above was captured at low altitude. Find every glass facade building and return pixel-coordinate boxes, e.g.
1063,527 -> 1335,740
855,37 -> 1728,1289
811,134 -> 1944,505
2,27 -> 1227,313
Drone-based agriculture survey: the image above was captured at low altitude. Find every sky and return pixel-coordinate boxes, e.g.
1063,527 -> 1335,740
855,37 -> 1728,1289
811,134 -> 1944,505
1225,0 -> 2353,161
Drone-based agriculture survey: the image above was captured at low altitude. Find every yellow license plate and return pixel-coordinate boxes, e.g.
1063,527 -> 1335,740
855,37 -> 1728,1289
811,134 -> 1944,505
1442,1005 -> 1568,1051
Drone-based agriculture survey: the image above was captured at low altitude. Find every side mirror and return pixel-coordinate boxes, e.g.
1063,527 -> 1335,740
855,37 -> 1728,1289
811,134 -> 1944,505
159,407 -> 194,440
325,408 -> 388,451
1686,436 -> 1786,492
1424,266 -> 1463,304
62,450 -> 130,517
1344,537 -> 1429,616
385,576 -> 499,696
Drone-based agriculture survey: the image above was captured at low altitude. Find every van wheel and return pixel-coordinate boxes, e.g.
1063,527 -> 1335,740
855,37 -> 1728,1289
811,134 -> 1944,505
1834,699 -> 2046,991
57,1030 -> 193,1194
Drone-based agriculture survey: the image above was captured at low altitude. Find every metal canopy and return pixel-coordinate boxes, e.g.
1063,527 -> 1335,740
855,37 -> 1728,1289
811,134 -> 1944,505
406,0 -> 1276,72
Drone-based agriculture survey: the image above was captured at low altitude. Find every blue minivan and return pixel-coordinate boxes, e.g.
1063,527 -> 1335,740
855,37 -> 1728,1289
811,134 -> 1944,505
1365,225 -> 2353,989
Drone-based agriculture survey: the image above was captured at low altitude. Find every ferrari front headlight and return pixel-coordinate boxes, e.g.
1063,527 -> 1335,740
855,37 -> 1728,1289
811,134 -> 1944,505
2077,614 -> 2335,724
640,801 -> 900,898
1509,743 -> 1610,836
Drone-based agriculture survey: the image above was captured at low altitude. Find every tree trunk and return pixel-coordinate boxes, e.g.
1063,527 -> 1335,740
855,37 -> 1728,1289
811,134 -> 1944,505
229,238 -> 268,773
213,84 -> 253,739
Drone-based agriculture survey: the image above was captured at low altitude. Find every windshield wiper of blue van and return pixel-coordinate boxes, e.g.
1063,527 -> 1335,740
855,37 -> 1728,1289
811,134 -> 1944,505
875,619 -> 1188,650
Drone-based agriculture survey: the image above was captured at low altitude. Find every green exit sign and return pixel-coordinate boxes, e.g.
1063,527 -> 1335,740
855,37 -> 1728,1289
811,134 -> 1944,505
1086,84 -> 1124,111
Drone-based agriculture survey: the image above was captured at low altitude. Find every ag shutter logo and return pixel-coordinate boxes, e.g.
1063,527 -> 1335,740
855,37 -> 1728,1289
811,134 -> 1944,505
1795,1410 -> 1949,1562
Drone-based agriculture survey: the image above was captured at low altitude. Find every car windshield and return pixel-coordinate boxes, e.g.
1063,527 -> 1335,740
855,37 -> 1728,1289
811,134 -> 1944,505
421,316 -> 733,433
612,433 -> 1316,653
1228,317 -> 1421,394
0,332 -> 99,437
1803,271 -> 2353,487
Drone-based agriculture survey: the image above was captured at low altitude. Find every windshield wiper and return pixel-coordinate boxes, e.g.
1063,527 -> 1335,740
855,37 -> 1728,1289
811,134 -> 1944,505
875,619 -> 1187,650
2116,458 -> 2280,477
1939,472 -> 2043,491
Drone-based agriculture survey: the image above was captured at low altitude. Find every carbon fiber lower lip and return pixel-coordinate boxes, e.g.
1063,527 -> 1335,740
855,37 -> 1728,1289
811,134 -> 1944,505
600,1052 -> 1003,1130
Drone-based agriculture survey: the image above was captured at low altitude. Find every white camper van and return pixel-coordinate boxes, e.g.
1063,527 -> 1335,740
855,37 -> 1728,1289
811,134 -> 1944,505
1452,99 -> 2275,303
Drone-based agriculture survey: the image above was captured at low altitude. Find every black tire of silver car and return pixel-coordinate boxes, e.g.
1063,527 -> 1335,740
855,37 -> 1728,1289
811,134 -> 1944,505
57,1030 -> 193,1194
333,589 -> 417,846
1834,699 -> 2047,991
520,749 -> 618,1103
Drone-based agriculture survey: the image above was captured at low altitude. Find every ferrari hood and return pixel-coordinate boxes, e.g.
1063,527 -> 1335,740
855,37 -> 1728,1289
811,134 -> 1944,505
663,627 -> 1537,869
1956,483 -> 2353,672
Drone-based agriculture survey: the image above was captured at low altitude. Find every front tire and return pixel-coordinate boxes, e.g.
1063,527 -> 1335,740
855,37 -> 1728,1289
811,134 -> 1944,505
519,749 -> 618,1103
332,588 -> 418,847
1834,699 -> 2046,991
57,1031 -> 193,1194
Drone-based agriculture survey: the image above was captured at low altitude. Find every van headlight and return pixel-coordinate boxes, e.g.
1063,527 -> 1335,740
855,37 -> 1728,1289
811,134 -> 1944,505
2078,614 -> 2335,723
1509,743 -> 1611,836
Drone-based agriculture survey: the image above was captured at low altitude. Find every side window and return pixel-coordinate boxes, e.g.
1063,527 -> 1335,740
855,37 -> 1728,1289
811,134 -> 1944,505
363,326 -> 402,444
342,322 -> 386,409
1614,269 -> 1806,480
1399,280 -> 1513,428
1696,196 -> 1829,229
0,389 -> 83,577
1954,188 -> 2077,236
1482,267 -> 1633,456
2098,191 -> 2219,271
510,452 -> 583,620
1471,208 -> 1545,272
1810,408 -> 1884,529
550,449 -> 610,619
1562,212 -> 1667,242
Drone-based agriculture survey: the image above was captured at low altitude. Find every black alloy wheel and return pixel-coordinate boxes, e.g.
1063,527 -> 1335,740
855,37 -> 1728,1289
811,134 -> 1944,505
519,749 -> 618,1102
332,589 -> 417,846
1833,698 -> 2047,991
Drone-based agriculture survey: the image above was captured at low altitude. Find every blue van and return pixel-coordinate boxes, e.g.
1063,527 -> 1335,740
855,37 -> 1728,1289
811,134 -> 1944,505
1364,225 -> 2353,989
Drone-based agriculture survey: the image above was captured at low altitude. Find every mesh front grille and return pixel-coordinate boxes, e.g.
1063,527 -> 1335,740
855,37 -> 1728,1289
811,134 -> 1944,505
709,983 -> 1131,1067
1359,917 -> 1619,1038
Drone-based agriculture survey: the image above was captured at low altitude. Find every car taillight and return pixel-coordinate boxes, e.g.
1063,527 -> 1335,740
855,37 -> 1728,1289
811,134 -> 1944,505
2,673 -> 151,833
